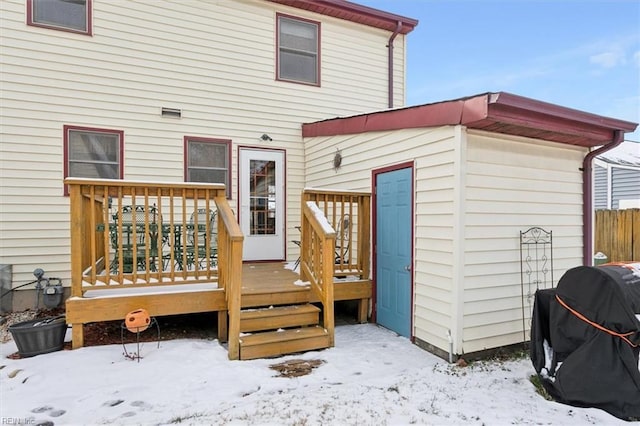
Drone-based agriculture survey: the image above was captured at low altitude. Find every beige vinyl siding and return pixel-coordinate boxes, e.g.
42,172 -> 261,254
306,126 -> 588,356
460,132 -> 587,354
305,126 -> 459,354
1,0 -> 406,285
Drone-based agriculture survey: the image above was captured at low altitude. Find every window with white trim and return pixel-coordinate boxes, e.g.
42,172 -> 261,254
277,14 -> 319,85
27,0 -> 92,35
64,126 -> 122,185
185,137 -> 231,198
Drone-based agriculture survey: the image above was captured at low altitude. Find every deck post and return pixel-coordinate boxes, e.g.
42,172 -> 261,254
68,181 -> 85,348
357,299 -> 369,323
227,239 -> 243,359
68,182 -> 83,298
299,193 -> 309,283
357,194 -> 371,323
217,310 -> 228,343
71,325 -> 84,349
215,194 -> 243,360
322,237 -> 335,347
360,195 -> 371,280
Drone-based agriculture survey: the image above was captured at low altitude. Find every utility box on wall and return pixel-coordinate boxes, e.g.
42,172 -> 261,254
0,264 -> 12,314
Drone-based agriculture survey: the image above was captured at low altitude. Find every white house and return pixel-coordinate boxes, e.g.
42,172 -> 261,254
1,0 -> 637,360
0,0 -> 417,306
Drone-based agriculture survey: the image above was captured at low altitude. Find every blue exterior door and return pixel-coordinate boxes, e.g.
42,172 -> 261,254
375,167 -> 412,337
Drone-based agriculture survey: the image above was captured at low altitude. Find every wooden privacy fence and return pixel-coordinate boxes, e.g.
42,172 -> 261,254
594,209 -> 640,262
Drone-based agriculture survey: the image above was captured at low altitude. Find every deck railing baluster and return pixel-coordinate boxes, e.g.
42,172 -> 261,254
64,178 -> 232,291
302,189 -> 370,280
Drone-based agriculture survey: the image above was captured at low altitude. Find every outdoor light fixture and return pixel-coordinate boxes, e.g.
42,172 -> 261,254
333,148 -> 342,171
161,107 -> 182,118
260,133 -> 273,142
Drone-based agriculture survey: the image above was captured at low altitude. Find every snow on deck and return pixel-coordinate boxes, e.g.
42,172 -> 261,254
80,282 -> 218,299
306,201 -> 335,234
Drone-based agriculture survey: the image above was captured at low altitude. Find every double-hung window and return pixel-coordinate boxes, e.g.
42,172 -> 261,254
27,0 -> 92,35
64,126 -> 123,193
185,137 -> 231,199
277,14 -> 320,85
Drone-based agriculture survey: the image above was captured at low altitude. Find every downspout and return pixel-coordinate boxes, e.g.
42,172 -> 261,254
387,21 -> 402,109
582,130 -> 624,265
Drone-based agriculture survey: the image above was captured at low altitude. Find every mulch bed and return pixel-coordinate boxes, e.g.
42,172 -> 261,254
3,309 -> 219,359
269,359 -> 325,377
81,312 -> 219,347
5,310 -> 329,377
4,301 -> 359,365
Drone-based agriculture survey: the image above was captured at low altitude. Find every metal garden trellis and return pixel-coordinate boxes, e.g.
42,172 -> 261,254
520,226 -> 554,343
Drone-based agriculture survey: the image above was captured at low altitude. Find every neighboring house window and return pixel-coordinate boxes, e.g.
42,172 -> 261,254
64,126 -> 123,193
277,14 -> 320,85
185,137 -> 231,198
27,0 -> 92,35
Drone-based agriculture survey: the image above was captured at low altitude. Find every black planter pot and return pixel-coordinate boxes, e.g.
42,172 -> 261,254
8,315 -> 67,357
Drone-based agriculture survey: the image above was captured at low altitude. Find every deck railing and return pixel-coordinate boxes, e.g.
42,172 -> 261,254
300,189 -> 372,335
302,189 -> 371,280
65,178 -> 242,297
300,200 -> 336,346
217,195 -> 244,360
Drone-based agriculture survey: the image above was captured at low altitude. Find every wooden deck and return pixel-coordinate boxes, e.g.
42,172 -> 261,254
241,262 -> 371,322
66,262 -> 370,344
65,180 -> 371,359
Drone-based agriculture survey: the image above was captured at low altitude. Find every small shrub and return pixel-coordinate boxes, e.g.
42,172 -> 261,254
529,374 -> 553,401
169,412 -> 206,423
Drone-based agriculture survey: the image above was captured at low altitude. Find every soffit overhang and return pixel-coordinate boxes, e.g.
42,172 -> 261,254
268,0 -> 418,34
302,92 -> 638,148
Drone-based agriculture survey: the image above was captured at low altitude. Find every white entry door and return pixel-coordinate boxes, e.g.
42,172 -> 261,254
239,148 -> 285,261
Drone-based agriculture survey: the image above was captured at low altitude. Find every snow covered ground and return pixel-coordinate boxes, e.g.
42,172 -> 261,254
0,323 -> 629,426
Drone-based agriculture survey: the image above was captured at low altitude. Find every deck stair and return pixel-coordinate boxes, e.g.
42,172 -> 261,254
238,302 -> 330,360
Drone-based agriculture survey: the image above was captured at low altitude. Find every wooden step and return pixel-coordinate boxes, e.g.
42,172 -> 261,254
239,326 -> 330,360
240,304 -> 321,332
241,287 -> 310,308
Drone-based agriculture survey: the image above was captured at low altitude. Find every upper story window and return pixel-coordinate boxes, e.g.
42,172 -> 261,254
27,0 -> 92,35
64,126 -> 123,193
185,137 -> 231,199
277,14 -> 320,86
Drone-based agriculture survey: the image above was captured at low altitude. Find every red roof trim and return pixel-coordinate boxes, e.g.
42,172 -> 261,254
302,92 -> 638,148
268,0 -> 418,34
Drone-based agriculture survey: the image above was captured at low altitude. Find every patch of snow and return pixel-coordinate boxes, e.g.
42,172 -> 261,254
82,282 -> 218,298
542,339 -> 553,372
334,274 -> 364,282
306,201 -> 335,234
304,187 -> 369,194
283,261 -> 300,274
0,324 -> 627,425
